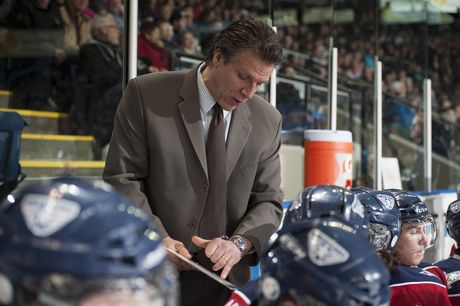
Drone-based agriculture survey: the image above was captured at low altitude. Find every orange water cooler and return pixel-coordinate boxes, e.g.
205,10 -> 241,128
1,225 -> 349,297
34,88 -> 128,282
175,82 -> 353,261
304,129 -> 353,188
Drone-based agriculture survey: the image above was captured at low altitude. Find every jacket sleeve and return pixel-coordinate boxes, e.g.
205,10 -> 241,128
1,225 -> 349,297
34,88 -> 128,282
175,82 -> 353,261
233,112 -> 284,265
103,78 -> 168,237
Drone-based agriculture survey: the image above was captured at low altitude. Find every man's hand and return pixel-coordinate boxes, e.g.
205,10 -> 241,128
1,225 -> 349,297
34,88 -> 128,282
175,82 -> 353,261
162,236 -> 193,271
192,235 -> 242,279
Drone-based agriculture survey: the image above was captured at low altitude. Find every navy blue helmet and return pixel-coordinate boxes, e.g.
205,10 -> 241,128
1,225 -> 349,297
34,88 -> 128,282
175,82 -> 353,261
387,189 -> 436,249
446,199 -> 460,244
0,177 -> 178,306
352,188 -> 400,251
259,216 -> 390,306
284,185 -> 368,235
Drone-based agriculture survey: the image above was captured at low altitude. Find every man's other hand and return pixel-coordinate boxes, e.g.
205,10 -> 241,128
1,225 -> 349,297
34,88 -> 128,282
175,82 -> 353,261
162,236 -> 193,271
192,235 -> 241,279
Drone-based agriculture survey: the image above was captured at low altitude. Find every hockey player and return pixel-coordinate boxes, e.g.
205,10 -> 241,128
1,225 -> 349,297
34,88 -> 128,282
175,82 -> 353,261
224,216 -> 390,306
283,185 -> 368,235
434,198 -> 460,305
386,190 -> 451,306
0,177 -> 179,306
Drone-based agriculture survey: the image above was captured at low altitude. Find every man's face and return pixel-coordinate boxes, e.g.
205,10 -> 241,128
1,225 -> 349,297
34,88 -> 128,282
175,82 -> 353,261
160,23 -> 174,41
145,28 -> 161,44
101,23 -> 120,45
203,49 -> 275,111
395,222 -> 428,266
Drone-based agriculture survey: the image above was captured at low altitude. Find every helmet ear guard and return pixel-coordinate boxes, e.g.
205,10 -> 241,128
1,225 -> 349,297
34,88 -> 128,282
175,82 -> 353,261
352,189 -> 400,251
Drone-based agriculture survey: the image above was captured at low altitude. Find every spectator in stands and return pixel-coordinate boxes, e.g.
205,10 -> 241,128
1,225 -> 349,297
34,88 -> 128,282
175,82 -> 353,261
410,111 -> 448,157
138,20 -> 169,72
158,19 -> 177,61
170,8 -> 188,39
107,0 -> 123,28
59,0 -> 93,55
277,64 -> 306,130
139,0 -> 158,21
6,0 -> 64,110
55,0 -> 94,112
77,13 -> 122,156
158,0 -> 174,21
194,8 -> 224,54
182,5 -> 195,29
177,30 -> 201,56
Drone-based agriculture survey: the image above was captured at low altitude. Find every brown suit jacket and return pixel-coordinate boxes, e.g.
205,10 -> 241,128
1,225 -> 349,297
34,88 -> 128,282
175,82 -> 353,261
103,65 -> 284,286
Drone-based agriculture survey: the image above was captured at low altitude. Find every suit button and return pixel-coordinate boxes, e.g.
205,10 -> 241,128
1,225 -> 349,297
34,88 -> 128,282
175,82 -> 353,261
188,220 -> 197,229
201,184 -> 207,192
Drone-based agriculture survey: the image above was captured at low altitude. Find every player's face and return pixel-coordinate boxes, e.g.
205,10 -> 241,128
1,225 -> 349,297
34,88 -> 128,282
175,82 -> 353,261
203,49 -> 274,112
395,222 -> 428,266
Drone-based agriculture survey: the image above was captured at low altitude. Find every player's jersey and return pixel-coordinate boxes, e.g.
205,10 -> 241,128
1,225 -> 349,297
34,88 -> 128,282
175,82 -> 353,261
435,253 -> 460,305
390,265 -> 451,306
223,280 -> 257,306
419,261 -> 448,287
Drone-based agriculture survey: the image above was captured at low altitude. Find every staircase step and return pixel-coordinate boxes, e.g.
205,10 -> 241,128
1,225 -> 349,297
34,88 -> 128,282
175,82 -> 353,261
20,133 -> 95,160
0,90 -> 12,108
0,108 -> 72,134
20,160 -> 105,178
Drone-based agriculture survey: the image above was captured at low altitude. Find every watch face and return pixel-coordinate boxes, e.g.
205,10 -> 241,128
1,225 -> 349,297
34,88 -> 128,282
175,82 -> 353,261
233,238 -> 248,253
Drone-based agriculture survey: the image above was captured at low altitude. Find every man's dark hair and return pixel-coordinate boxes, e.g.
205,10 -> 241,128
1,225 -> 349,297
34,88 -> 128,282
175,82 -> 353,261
140,20 -> 159,37
206,18 -> 283,66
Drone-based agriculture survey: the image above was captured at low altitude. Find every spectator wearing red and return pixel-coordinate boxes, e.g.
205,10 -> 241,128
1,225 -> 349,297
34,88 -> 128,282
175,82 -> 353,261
138,20 -> 169,72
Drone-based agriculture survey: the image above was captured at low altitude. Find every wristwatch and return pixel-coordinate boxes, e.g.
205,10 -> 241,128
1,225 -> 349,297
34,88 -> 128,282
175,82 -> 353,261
231,236 -> 249,257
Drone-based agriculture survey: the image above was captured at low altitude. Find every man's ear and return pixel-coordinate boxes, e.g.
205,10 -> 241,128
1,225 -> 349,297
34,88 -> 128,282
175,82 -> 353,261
212,49 -> 224,66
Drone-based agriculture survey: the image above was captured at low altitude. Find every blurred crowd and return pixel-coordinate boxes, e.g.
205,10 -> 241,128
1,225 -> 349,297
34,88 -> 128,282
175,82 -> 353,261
273,6 -> 460,162
1,1 -> 460,161
0,0 -> 266,155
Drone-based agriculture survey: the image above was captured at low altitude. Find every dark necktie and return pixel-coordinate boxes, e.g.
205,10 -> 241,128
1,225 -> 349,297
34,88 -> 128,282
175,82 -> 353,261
199,104 -> 227,239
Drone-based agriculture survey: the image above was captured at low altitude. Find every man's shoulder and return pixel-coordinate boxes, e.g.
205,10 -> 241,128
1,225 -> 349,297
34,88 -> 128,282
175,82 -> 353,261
246,95 -> 281,122
134,69 -> 192,89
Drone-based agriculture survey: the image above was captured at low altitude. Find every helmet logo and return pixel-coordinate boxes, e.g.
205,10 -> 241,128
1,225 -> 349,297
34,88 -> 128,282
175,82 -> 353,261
21,194 -> 81,237
351,198 -> 365,218
414,205 -> 428,214
376,195 -> 395,210
450,202 -> 460,214
261,276 -> 281,301
308,229 -> 350,266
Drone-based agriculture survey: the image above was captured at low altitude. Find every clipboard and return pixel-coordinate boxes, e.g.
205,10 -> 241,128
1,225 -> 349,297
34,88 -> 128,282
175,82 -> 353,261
166,248 -> 238,291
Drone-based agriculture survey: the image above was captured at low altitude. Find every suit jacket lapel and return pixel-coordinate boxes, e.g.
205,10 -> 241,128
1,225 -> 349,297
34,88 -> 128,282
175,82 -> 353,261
226,103 -> 252,180
178,66 -> 208,178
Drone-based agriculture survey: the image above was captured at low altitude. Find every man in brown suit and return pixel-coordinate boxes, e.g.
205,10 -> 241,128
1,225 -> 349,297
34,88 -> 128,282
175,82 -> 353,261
103,19 -> 284,306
